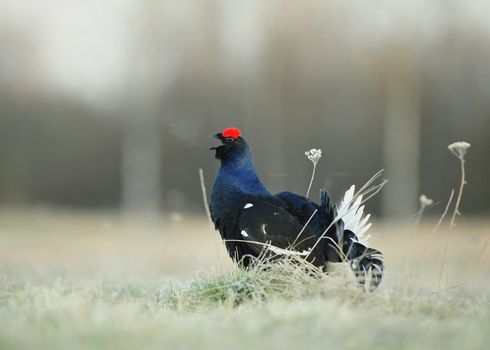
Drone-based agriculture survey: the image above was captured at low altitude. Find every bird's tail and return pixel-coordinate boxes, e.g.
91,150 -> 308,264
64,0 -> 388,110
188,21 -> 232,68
341,228 -> 384,290
323,186 -> 384,291
337,185 -> 372,246
319,187 -> 344,238
319,187 -> 331,212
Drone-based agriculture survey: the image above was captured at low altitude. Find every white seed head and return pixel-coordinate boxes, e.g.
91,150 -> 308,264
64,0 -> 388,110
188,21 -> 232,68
419,194 -> 433,207
305,148 -> 322,164
448,141 -> 471,160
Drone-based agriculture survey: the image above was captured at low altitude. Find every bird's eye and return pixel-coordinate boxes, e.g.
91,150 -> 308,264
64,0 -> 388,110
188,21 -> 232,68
225,137 -> 234,142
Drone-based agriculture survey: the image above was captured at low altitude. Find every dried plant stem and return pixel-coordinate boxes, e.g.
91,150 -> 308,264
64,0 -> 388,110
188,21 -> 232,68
413,207 -> 426,228
306,163 -> 317,198
418,190 -> 454,259
449,159 -> 466,229
464,235 -> 490,284
199,168 -> 214,228
413,195 -> 433,228
438,158 -> 466,289
291,209 -> 318,247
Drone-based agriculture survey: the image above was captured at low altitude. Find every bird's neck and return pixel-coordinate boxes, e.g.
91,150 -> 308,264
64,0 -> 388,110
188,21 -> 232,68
215,155 -> 269,196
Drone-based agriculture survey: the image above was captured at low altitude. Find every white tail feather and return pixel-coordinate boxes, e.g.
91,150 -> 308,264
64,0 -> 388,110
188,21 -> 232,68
337,185 -> 372,246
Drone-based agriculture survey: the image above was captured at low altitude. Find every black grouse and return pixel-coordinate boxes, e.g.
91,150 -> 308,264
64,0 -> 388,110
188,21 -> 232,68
209,127 -> 384,291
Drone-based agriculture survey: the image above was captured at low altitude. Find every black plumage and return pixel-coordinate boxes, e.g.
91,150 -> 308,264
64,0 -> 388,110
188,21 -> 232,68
209,127 -> 384,291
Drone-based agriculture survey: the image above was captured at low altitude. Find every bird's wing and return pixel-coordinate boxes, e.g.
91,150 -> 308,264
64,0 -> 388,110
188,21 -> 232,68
236,200 -> 323,262
275,191 -> 324,226
276,189 -> 343,244
337,185 -> 372,245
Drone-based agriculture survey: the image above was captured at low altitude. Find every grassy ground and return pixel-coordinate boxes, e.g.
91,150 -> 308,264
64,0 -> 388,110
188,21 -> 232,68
0,209 -> 489,350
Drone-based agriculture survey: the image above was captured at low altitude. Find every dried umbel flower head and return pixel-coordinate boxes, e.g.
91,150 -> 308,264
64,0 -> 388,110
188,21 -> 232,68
439,140 -> 471,289
305,148 -> 322,165
419,194 -> 433,208
448,142 -> 471,160
304,148 -> 322,198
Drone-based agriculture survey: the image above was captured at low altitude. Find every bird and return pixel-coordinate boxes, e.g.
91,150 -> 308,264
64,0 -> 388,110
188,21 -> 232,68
209,127 -> 384,291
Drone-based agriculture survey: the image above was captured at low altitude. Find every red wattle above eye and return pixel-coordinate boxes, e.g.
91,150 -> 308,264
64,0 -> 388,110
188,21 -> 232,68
222,127 -> 241,139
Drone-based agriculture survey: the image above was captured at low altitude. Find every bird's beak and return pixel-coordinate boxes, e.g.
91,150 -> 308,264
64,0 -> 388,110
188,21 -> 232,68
210,132 -> 222,150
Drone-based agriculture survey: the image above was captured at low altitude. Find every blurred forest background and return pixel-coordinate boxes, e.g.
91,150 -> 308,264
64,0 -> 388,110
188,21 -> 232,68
1,0 -> 489,219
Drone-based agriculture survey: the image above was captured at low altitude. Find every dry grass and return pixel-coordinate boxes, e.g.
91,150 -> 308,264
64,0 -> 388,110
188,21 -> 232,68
0,209 -> 489,350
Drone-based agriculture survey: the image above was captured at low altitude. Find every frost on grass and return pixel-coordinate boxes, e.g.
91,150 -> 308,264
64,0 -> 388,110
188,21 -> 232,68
0,263 -> 489,350
161,257 -> 363,310
158,256 -> 487,317
1,262 -> 486,320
